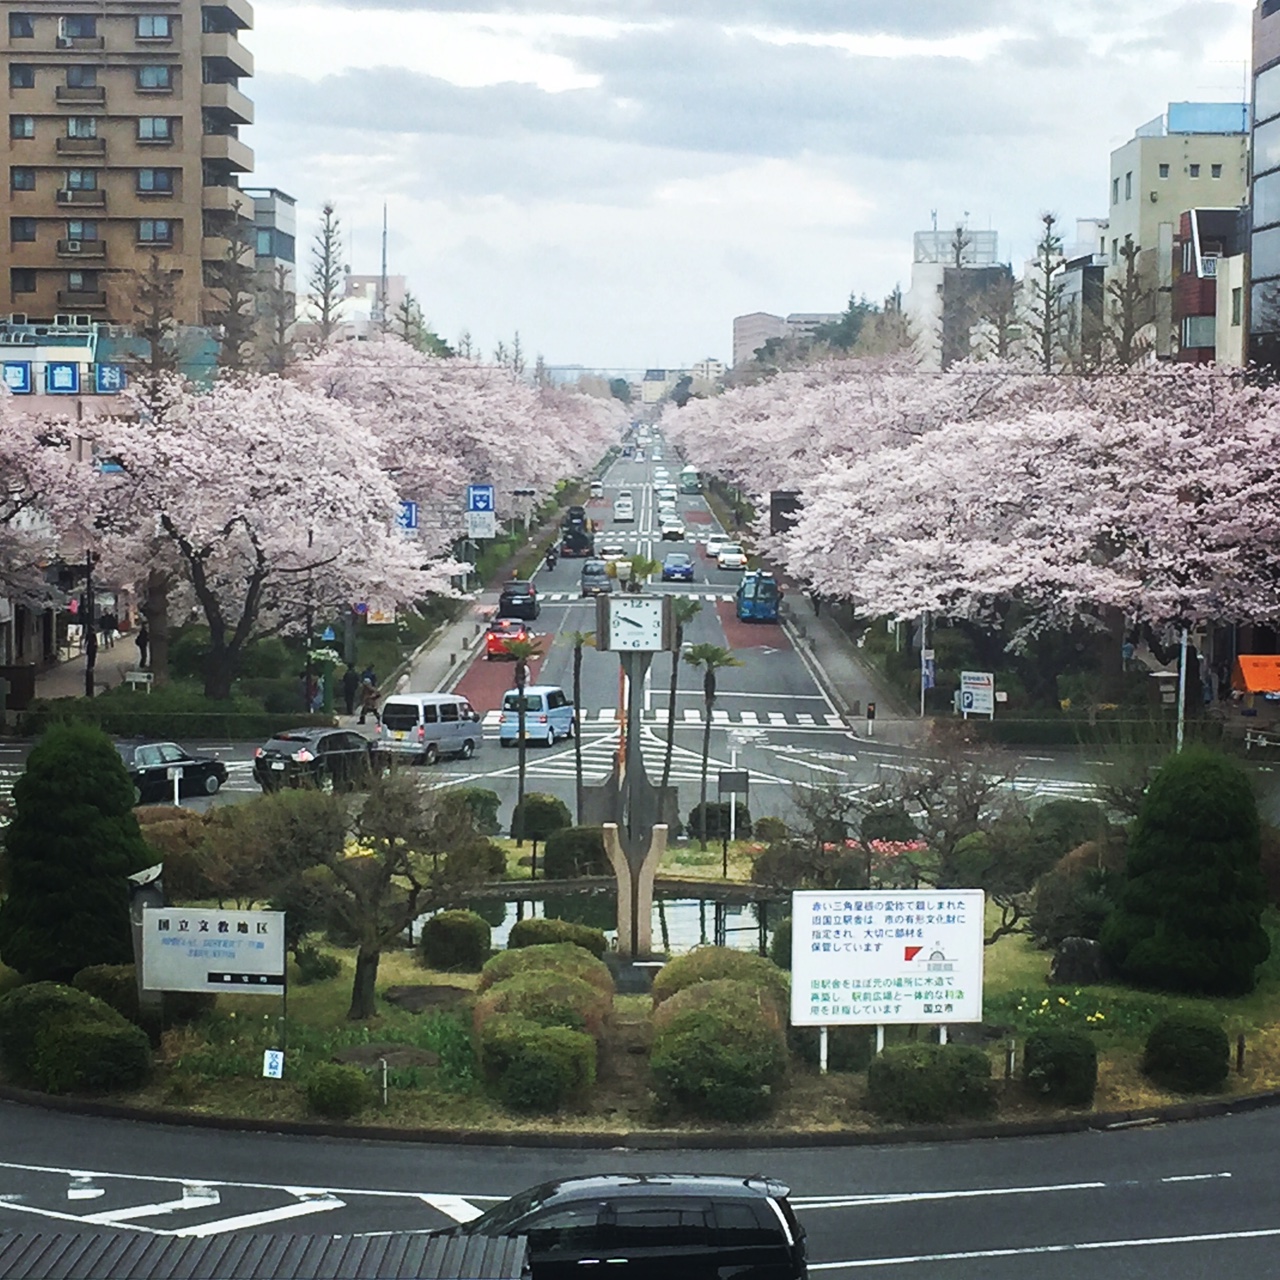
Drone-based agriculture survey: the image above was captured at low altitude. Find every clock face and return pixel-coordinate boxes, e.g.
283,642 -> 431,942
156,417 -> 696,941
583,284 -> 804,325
609,597 -> 666,650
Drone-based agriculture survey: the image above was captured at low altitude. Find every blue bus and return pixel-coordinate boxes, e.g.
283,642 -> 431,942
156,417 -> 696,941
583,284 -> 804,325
736,571 -> 782,622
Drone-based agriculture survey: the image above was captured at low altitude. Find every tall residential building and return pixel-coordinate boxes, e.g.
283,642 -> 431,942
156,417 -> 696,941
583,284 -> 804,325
1107,102 -> 1248,357
1252,0 -> 1280,364
2,0 -> 256,327
731,311 -> 785,367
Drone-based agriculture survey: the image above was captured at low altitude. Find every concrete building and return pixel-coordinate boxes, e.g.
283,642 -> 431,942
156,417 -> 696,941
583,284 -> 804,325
244,186 -> 294,290
1107,102 -> 1248,358
783,312 -> 840,342
691,357 -> 724,393
1172,208 -> 1245,363
732,311 -> 786,367
1059,253 -> 1108,368
1251,0 -> 1280,364
1,0 -> 256,328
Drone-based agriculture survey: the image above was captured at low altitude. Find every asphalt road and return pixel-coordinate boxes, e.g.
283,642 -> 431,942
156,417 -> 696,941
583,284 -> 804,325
4,1097 -> 1280,1276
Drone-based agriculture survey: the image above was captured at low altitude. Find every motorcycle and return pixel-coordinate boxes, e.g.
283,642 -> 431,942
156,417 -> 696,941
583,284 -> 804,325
545,549 -> 559,570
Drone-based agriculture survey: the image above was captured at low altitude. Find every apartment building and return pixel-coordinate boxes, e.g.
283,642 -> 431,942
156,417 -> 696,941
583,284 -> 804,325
1252,0 -> 1280,364
2,0 -> 255,328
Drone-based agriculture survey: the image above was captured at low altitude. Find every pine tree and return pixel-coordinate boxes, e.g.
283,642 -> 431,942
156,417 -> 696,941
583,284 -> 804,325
0,723 -> 154,981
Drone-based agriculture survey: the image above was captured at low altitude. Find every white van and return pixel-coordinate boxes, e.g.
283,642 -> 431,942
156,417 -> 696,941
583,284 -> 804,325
613,497 -> 635,522
376,693 -> 481,765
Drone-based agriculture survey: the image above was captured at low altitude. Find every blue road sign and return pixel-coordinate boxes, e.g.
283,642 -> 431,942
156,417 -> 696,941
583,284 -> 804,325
397,500 -> 419,530
467,484 -> 495,513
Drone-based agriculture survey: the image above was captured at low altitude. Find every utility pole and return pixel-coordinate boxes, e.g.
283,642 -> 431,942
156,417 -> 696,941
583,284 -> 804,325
376,203 -> 389,333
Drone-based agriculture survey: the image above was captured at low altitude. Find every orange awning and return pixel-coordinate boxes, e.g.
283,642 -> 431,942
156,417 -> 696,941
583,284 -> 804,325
1233,655 -> 1280,694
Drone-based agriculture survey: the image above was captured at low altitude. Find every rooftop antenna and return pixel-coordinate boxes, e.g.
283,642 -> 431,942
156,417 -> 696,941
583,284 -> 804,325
375,202 -> 388,331
930,209 -> 938,232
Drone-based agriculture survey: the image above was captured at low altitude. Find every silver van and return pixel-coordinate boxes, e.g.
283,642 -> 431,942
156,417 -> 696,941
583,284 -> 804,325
376,693 -> 481,765
581,558 -> 613,597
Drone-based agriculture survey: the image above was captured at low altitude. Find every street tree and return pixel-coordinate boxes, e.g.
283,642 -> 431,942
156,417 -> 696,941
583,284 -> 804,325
660,598 -> 702,799
510,793 -> 571,878
1027,213 -> 1066,374
204,221 -> 259,370
502,635 -> 545,847
308,202 -> 345,344
973,275 -> 1020,360
258,264 -> 296,374
683,643 -> 742,850
1105,235 -> 1152,368
562,629 -> 595,823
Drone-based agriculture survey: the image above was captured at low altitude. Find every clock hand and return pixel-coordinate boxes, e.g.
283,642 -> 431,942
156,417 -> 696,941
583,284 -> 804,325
618,615 -> 642,626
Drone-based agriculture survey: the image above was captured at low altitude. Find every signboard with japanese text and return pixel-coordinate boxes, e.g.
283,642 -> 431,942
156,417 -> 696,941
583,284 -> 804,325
2,362 -> 32,394
94,363 -> 126,394
466,484 -> 495,512
789,890 -> 985,1026
45,361 -> 80,395
141,907 -> 286,995
960,670 -> 995,718
467,509 -> 496,539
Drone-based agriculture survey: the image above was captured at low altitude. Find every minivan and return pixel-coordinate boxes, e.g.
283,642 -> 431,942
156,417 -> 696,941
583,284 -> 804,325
376,693 -> 481,765
498,685 -> 576,747
613,497 -> 634,523
589,480 -> 605,498
580,558 -> 613,597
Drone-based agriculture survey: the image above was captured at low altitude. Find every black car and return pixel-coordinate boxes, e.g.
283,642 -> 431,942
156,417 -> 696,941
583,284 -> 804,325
498,580 -> 541,620
448,1174 -> 806,1280
253,727 -> 374,793
118,741 -> 228,805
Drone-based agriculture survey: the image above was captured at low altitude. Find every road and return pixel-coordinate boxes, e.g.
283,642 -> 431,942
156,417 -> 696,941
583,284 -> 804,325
3,1097 -> 1280,1276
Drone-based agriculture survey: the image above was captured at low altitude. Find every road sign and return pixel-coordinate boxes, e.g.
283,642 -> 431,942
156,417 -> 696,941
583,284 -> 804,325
467,509 -> 496,539
718,770 -> 749,794
960,670 -> 995,718
397,500 -> 419,531
466,484 -> 495,513
262,1049 -> 285,1079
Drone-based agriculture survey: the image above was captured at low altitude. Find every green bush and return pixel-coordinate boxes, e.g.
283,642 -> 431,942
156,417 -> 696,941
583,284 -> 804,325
473,968 -> 611,1042
753,817 -> 789,843
651,946 -> 789,1013
0,982 -> 126,1081
860,806 -> 918,844
542,827 -> 609,879
1141,1013 -> 1229,1094
1022,1028 -> 1097,1106
687,801 -> 752,842
650,978 -> 789,1120
30,1015 -> 152,1094
768,918 -> 792,971
1029,868 -> 1115,949
72,964 -> 214,1035
447,788 -> 503,836
305,1063 -> 375,1119
508,916 -> 608,958
477,1014 -> 596,1112
511,793 -> 572,850
478,942 -> 614,998
444,839 -> 507,881
419,910 -> 491,972
294,945 -> 342,985
866,1043 -> 998,1124
789,1025 -> 874,1073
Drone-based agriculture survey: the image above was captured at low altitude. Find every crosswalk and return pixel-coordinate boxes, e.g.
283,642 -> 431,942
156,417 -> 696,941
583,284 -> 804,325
467,725 -> 720,784
537,591 -> 734,603
479,708 -> 847,729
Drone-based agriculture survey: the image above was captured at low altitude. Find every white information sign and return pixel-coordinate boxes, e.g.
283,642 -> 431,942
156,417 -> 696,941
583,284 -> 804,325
790,890 -> 985,1026
262,1049 -> 285,1079
960,670 -> 995,718
142,908 -> 286,995
467,509 -> 496,539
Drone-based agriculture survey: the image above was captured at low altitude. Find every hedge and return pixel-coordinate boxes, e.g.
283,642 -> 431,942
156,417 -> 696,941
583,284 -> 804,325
0,982 -> 123,1081
651,946 -> 789,1013
866,1043 -> 997,1124
1141,1013 -> 1229,1094
477,1014 -> 596,1112
72,964 -> 215,1039
419,911 -> 491,972
478,943 -> 614,999
508,916 -> 608,958
472,968 -> 612,1042
305,1063 -> 375,1119
1022,1028 -> 1098,1106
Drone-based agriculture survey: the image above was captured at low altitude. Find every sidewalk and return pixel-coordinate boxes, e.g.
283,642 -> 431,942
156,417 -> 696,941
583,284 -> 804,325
33,641 -> 142,701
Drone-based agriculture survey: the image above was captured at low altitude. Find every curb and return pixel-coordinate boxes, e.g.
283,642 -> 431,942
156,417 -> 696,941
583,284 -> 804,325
3,1081 -> 1279,1151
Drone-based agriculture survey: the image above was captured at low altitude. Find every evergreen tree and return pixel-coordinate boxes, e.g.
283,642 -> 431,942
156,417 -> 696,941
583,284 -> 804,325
1101,747 -> 1270,995
0,724 -> 154,981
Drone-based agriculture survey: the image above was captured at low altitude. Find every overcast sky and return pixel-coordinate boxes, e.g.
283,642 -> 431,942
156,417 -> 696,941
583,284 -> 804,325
249,0 -> 1255,369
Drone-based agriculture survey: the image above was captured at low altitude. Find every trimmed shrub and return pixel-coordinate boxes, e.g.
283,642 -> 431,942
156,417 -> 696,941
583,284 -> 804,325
650,978 -> 789,1120
753,817 -> 789,843
0,982 -> 125,1081
473,969 -> 611,1042
478,942 -> 614,999
651,946 -> 789,1013
511,793 -> 572,851
477,1014 -> 596,1112
789,1025 -> 874,1074
419,910 -> 491,972
305,1063 -> 375,1119
542,826 -> 609,880
444,839 -> 507,881
1022,1028 -> 1097,1106
687,801 -> 752,842
445,787 -> 503,836
1141,1013 -> 1229,1094
30,1015 -> 152,1094
508,916 -> 608,958
866,1043 -> 998,1124
768,918 -> 792,971
72,964 -> 214,1036
294,945 -> 342,985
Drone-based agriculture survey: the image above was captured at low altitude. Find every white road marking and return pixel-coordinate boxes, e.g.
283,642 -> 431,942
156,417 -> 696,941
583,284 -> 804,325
173,1193 -> 345,1237
683,708 -> 701,722
768,712 -> 788,725
419,1194 -> 484,1223
83,1184 -> 220,1224
739,711 -> 760,725
66,1176 -> 104,1201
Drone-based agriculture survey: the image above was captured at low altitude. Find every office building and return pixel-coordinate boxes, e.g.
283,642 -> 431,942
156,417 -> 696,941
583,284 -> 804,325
1252,0 -> 1280,364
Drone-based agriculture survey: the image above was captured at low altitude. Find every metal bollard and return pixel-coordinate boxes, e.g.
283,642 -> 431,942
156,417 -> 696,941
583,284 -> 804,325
378,1057 -> 389,1107
1237,1033 -> 1246,1075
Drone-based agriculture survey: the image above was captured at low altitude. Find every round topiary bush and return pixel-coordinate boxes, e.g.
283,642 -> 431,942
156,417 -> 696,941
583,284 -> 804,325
542,827 -> 609,880
305,1063 -> 376,1119
72,963 -> 215,1037
508,916 -> 608,958
1022,1028 -> 1097,1106
1141,1012 -> 1229,1094
477,1014 -> 596,1112
473,969 -> 612,1042
866,1043 -> 998,1124
687,801 -> 752,842
478,942 -> 615,998
768,918 -> 792,971
0,982 -> 124,1082
650,978 -> 789,1120
419,910 -> 491,972
30,1015 -> 152,1095
651,946 -> 789,1012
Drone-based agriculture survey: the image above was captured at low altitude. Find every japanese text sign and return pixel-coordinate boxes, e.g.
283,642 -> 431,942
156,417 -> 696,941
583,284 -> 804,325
141,908 -> 286,995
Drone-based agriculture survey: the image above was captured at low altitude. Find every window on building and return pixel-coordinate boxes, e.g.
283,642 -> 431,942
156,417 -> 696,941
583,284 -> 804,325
66,168 -> 97,190
67,219 -> 98,240
66,269 -> 99,293
137,116 -> 172,141
67,117 -> 97,139
10,218 -> 36,243
8,13 -> 34,37
60,15 -> 96,37
1260,66 -> 1280,125
9,65 -> 34,89
136,14 -> 172,37
1189,163 -> 1201,178
66,65 -> 97,88
138,218 -> 172,243
1125,171 -> 1133,199
10,269 -> 36,294
136,168 -> 174,193
1112,177 -> 1120,204
1212,163 -> 1223,179
1232,287 -> 1244,326
10,168 -> 35,192
1159,163 -> 1170,179
136,64 -> 174,90
9,116 -> 34,139
1111,238 -> 1119,265
1182,315 -> 1215,349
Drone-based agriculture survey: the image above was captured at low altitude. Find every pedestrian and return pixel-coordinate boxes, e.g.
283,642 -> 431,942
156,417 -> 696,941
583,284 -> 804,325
135,623 -> 150,669
305,671 -> 321,713
341,663 -> 359,716
98,612 -> 114,649
358,675 -> 381,726
360,663 -> 376,688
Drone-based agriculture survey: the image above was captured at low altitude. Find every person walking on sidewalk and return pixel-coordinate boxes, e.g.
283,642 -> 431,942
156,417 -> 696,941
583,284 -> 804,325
341,663 -> 359,716
135,623 -> 150,669
358,674 -> 381,726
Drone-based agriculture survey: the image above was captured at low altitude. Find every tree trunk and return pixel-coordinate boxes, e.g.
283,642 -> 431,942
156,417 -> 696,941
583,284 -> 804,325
203,645 -> 236,701
661,634 -> 680,794
699,704 -> 712,850
573,646 -> 584,825
347,947 -> 380,1020
143,567 -> 170,686
515,662 -> 528,846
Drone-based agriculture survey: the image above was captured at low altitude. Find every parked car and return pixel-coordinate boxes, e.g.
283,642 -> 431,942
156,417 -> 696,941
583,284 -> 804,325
661,552 -> 695,582
117,741 -> 227,804
580,559 -> 613,596
485,616 -> 534,659
376,693 -> 481,765
660,520 -> 686,541
253,728 -> 374,793
717,543 -> 749,570
498,580 -> 540,620
445,1174 -> 807,1280
498,685 -> 576,747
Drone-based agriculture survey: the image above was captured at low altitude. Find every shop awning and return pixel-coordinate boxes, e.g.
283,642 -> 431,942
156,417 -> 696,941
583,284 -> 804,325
1233,654 -> 1280,695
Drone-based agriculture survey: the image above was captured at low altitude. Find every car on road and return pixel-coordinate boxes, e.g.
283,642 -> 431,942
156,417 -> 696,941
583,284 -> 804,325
445,1174 -> 807,1280
661,552 -> 695,582
376,693 -> 481,765
118,741 -> 227,804
498,580 -> 540,620
580,558 -> 613,596
660,519 -> 686,541
717,543 -> 749,570
705,533 -> 730,560
589,480 -> 605,498
253,728 -> 374,793
485,616 -> 534,659
613,498 -> 635,523
599,541 -> 627,562
498,685 -> 576,747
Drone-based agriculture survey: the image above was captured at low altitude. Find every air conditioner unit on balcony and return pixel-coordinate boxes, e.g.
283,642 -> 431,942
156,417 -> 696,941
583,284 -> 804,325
65,240 -> 82,254
56,34 -> 72,47
56,190 -> 73,204
8,314 -> 27,326
54,314 -> 72,327
74,314 -> 91,326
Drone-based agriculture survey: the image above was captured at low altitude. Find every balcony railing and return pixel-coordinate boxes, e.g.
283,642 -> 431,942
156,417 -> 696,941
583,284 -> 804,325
56,289 -> 106,308
55,85 -> 106,105
55,136 -> 105,154
57,238 -> 106,258
56,188 -> 105,206
1201,255 -> 1219,279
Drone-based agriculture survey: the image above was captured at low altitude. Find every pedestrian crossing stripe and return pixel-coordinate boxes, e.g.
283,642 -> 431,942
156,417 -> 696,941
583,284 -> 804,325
481,708 -> 847,729
536,592 -> 734,603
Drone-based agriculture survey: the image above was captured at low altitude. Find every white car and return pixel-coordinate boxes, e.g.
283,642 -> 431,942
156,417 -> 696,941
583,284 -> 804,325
705,533 -> 730,560
661,520 -> 686,541
654,467 -> 669,480
599,541 -> 627,561
717,544 -> 748,570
